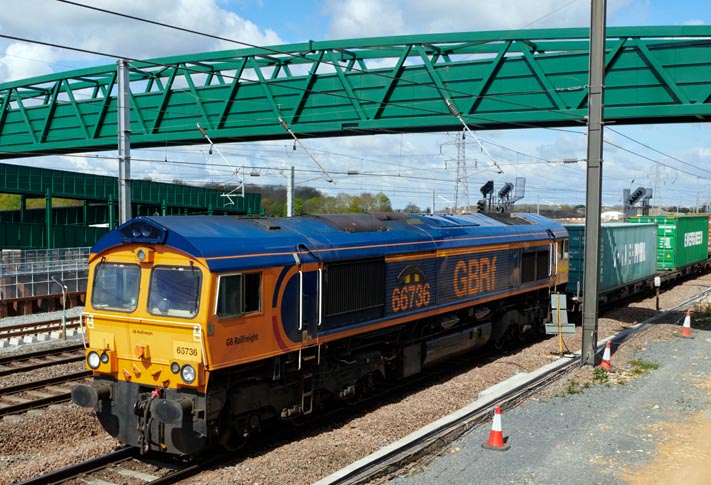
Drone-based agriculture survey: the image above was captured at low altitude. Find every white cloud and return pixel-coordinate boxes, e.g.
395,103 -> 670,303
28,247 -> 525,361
0,0 -> 285,82
325,0 -> 405,38
0,43 -> 58,82
323,0 -> 639,39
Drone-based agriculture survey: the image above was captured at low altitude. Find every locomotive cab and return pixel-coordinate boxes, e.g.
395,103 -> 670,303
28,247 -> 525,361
72,219 -> 215,455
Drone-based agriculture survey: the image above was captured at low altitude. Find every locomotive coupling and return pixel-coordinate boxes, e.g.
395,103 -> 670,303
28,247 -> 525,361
71,383 -> 111,409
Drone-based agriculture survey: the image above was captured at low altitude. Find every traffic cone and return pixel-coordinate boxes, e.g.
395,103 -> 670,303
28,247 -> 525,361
599,341 -> 612,371
680,309 -> 692,338
482,404 -> 510,451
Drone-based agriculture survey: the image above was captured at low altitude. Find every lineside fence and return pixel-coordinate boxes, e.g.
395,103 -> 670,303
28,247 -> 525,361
0,248 -> 90,315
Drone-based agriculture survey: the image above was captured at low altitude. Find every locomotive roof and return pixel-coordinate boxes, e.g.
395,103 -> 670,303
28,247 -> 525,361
92,212 -> 567,272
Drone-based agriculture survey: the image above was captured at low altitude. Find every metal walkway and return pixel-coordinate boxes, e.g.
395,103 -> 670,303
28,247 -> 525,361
1,26 -> 711,157
0,162 -> 262,249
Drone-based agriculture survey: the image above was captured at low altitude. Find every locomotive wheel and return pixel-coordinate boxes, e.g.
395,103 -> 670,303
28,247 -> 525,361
515,325 -> 527,343
493,335 -> 506,350
218,427 -> 250,452
218,414 -> 259,451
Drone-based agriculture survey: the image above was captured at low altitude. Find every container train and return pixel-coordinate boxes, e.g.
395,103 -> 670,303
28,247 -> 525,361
566,214 -> 711,312
71,211 -> 569,455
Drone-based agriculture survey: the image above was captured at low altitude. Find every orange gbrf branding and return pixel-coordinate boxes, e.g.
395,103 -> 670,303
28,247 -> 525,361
453,256 -> 497,297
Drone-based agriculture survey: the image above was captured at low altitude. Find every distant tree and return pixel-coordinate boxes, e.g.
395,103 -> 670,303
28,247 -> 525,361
403,202 -> 421,213
348,192 -> 392,212
293,198 -> 305,216
295,187 -> 322,200
261,197 -> 275,216
374,193 -> 392,212
303,196 -> 323,214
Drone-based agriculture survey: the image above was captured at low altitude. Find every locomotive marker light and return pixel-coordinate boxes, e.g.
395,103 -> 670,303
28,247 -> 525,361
180,364 -> 197,384
87,351 -> 101,369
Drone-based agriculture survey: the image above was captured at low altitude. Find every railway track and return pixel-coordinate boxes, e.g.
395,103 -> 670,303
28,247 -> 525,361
0,344 -> 84,377
0,370 -> 91,417
17,446 -> 229,485
0,317 -> 83,342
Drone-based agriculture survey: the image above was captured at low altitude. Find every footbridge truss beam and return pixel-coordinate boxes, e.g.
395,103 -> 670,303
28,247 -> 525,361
1,25 -> 711,158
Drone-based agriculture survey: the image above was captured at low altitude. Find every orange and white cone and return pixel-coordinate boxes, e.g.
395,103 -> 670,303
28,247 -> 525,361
482,404 -> 510,451
680,309 -> 692,338
599,341 -> 612,371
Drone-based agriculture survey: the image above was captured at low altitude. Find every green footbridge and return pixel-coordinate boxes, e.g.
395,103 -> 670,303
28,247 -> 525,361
1,25 -> 711,248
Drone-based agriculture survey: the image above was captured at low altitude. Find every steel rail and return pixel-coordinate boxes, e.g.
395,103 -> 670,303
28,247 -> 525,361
0,344 -> 84,377
0,370 -> 91,417
15,446 -> 140,485
0,318 -> 82,340
16,445 -> 229,485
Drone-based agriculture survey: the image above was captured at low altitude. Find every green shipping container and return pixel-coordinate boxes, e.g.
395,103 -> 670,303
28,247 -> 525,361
630,215 -> 710,270
565,223 -> 657,295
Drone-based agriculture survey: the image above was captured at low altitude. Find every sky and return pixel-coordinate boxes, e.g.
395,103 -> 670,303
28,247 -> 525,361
0,0 -> 710,213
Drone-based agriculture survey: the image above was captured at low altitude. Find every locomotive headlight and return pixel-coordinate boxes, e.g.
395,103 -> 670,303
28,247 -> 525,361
170,362 -> 180,374
136,249 -> 146,261
180,364 -> 196,384
100,352 -> 109,364
87,351 -> 101,369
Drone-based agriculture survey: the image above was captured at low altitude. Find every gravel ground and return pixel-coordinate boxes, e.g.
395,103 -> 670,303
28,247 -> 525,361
0,274 -> 709,484
0,360 -> 86,388
0,306 -> 85,328
391,312 -> 711,484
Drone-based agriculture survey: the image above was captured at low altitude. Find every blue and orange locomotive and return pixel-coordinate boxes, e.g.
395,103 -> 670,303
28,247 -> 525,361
71,211 -> 568,455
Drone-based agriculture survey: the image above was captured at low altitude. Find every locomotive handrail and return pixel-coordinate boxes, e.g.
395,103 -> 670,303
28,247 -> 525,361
318,267 -> 323,327
298,270 -> 304,332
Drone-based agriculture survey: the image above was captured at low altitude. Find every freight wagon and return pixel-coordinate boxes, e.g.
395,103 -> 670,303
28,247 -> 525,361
565,223 -> 657,310
629,214 -> 709,270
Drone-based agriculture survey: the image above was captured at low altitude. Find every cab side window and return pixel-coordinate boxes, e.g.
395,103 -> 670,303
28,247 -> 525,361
560,239 -> 569,259
216,273 -> 261,318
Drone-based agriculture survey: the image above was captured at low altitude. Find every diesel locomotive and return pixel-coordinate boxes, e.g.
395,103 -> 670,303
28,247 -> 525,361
71,211 -> 568,455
